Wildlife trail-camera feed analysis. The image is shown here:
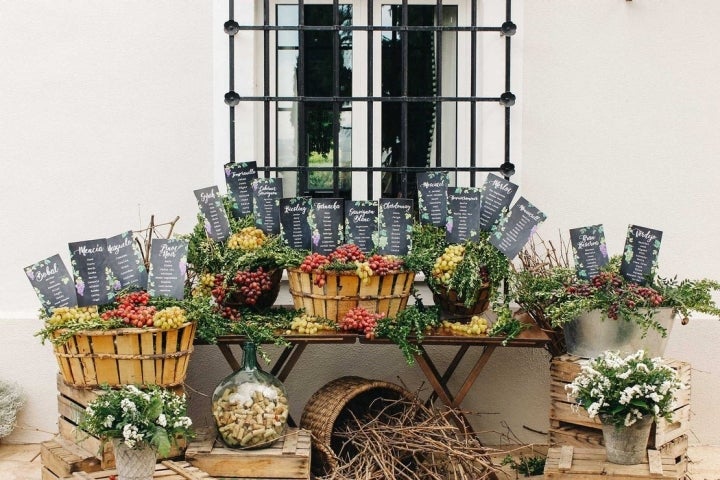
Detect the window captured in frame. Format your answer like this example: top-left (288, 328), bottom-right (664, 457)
top-left (219, 0), bottom-right (518, 200)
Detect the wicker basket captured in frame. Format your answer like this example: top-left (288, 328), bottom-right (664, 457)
top-left (52, 321), bottom-right (196, 388)
top-left (287, 268), bottom-right (415, 322)
top-left (223, 268), bottom-right (283, 310)
top-left (432, 283), bottom-right (491, 321)
top-left (299, 376), bottom-right (415, 476)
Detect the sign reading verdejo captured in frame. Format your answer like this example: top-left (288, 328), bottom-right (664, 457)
top-left (620, 224), bottom-right (663, 285)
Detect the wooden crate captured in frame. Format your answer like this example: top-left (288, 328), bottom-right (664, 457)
top-left (185, 428), bottom-right (311, 479)
top-left (550, 355), bottom-right (691, 450)
top-left (41, 436), bottom-right (102, 480)
top-left (70, 460), bottom-right (215, 479)
top-left (56, 374), bottom-right (186, 469)
top-left (544, 446), bottom-right (687, 480)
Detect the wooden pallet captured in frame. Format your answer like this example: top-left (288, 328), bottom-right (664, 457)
top-left (544, 446), bottom-right (687, 480)
top-left (185, 428), bottom-right (311, 479)
top-left (70, 460), bottom-right (215, 479)
top-left (40, 436), bottom-right (103, 480)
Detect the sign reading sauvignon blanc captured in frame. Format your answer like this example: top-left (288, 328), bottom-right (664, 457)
top-left (570, 224), bottom-right (609, 281)
top-left (479, 173), bottom-right (518, 231)
top-left (620, 224), bottom-right (663, 285)
top-left (280, 197), bottom-right (312, 250)
top-left (25, 254), bottom-right (78, 314)
top-left (446, 187), bottom-right (483, 244)
top-left (68, 238), bottom-right (113, 306)
top-left (194, 186), bottom-right (232, 242)
top-left (378, 198), bottom-right (413, 256)
top-left (106, 231), bottom-right (148, 290)
top-left (147, 238), bottom-right (188, 300)
top-left (489, 197), bottom-right (547, 260)
top-left (417, 171), bottom-right (449, 227)
top-left (252, 178), bottom-right (283, 235)
top-left (309, 198), bottom-right (344, 255)
top-left (345, 200), bottom-right (378, 254)
top-left (224, 161), bottom-right (258, 218)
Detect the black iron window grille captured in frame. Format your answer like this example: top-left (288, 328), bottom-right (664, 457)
top-left (223, 0), bottom-right (516, 200)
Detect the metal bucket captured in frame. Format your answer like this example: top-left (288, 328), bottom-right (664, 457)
top-left (563, 307), bottom-right (676, 358)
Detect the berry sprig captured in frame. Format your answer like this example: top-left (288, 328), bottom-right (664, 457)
top-left (565, 272), bottom-right (663, 320)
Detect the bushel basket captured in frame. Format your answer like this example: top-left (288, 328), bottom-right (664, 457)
top-left (287, 268), bottom-right (415, 322)
top-left (432, 283), bottom-right (491, 321)
top-left (52, 321), bottom-right (196, 388)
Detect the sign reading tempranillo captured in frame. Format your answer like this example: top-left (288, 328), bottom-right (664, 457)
top-left (107, 231), bottom-right (148, 290)
top-left (252, 178), bottom-right (283, 235)
top-left (194, 186), bottom-right (232, 242)
top-left (68, 238), bottom-right (112, 306)
top-left (620, 224), bottom-right (663, 285)
top-left (489, 197), bottom-right (547, 260)
top-left (570, 224), bottom-right (609, 281)
top-left (345, 200), bottom-right (378, 254)
top-left (378, 198), bottom-right (413, 256)
top-left (446, 187), bottom-right (483, 244)
top-left (309, 198), bottom-right (344, 255)
top-left (25, 254), bottom-right (78, 313)
top-left (479, 173), bottom-right (518, 231)
top-left (280, 197), bottom-right (312, 250)
top-left (224, 161), bottom-right (258, 218)
top-left (417, 171), bottom-right (448, 227)
top-left (147, 238), bottom-right (188, 300)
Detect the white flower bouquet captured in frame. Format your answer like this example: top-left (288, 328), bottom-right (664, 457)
top-left (566, 350), bottom-right (685, 428)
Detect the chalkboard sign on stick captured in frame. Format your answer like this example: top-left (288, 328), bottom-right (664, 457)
top-left (620, 225), bottom-right (663, 285)
top-left (569, 224), bottom-right (609, 281)
top-left (489, 197), bottom-right (547, 260)
top-left (479, 173), bottom-right (518, 231)
top-left (309, 198), bottom-right (345, 255)
top-left (147, 239), bottom-right (188, 300)
top-left (69, 238), bottom-right (112, 306)
top-left (280, 197), bottom-right (312, 250)
top-left (345, 200), bottom-right (378, 254)
top-left (417, 171), bottom-right (449, 227)
top-left (224, 161), bottom-right (258, 218)
top-left (25, 254), bottom-right (78, 314)
top-left (252, 178), bottom-right (283, 235)
top-left (107, 231), bottom-right (148, 290)
top-left (378, 198), bottom-right (413, 256)
top-left (194, 186), bottom-right (232, 242)
top-left (446, 187), bottom-right (483, 243)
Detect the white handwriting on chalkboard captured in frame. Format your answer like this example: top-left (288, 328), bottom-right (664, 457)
top-left (491, 179), bottom-right (513, 194)
top-left (421, 181), bottom-right (445, 188)
top-left (159, 243), bottom-right (181, 258)
top-left (107, 236), bottom-right (133, 255)
top-left (230, 169), bottom-right (256, 178)
top-left (316, 202), bottom-right (341, 210)
top-left (382, 202), bottom-right (412, 211)
top-left (284, 204), bottom-right (307, 215)
top-left (34, 263), bottom-right (59, 282)
top-left (256, 184), bottom-right (278, 196)
top-left (76, 244), bottom-right (104, 256)
top-left (518, 204), bottom-right (542, 222)
top-left (577, 234), bottom-right (600, 249)
top-left (200, 190), bottom-right (217, 202)
top-left (348, 207), bottom-right (374, 222)
top-left (448, 195), bottom-right (478, 202)
top-left (634, 229), bottom-right (657, 242)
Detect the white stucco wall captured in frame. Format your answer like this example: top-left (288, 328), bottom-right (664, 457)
top-left (1, 0), bottom-right (719, 448)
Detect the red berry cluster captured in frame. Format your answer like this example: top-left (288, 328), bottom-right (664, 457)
top-left (565, 272), bottom-right (663, 320)
top-left (211, 274), bottom-right (227, 303)
top-left (367, 254), bottom-right (404, 275)
top-left (300, 253), bottom-right (331, 286)
top-left (101, 291), bottom-right (157, 327)
top-left (329, 244), bottom-right (366, 263)
top-left (231, 268), bottom-right (273, 306)
top-left (338, 307), bottom-right (385, 339)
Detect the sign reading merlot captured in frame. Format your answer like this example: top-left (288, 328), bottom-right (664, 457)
top-left (147, 238), bottom-right (188, 300)
top-left (252, 178), bottom-right (283, 235)
top-left (309, 198), bottom-right (344, 255)
top-left (417, 171), bottom-right (448, 227)
top-left (620, 224), bottom-right (663, 285)
top-left (378, 198), bottom-right (413, 256)
top-left (224, 161), bottom-right (258, 218)
top-left (569, 224), bottom-right (609, 281)
top-left (194, 186), bottom-right (232, 242)
top-left (280, 197), bottom-right (312, 250)
top-left (489, 197), bottom-right (547, 260)
top-left (25, 254), bottom-right (78, 314)
top-left (106, 231), bottom-right (148, 290)
top-left (479, 173), bottom-right (518, 231)
top-left (446, 187), bottom-right (483, 243)
top-left (68, 238), bottom-right (112, 306)
top-left (345, 200), bottom-right (378, 254)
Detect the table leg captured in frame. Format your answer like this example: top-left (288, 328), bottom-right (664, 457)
top-left (217, 344), bottom-right (241, 372)
top-left (425, 344), bottom-right (470, 407)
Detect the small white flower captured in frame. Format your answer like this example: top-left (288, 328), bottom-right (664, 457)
top-left (121, 398), bottom-right (137, 413)
top-left (157, 414), bottom-right (167, 427)
top-left (103, 415), bottom-right (115, 428)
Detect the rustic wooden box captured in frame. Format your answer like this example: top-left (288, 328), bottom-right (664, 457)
top-left (549, 355), bottom-right (691, 452)
top-left (544, 446), bottom-right (687, 480)
top-left (185, 428), bottom-right (311, 479)
top-left (41, 436), bottom-right (102, 480)
top-left (70, 460), bottom-right (216, 479)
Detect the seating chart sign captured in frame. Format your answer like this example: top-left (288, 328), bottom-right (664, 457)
top-left (309, 199), bottom-right (344, 255)
top-left (194, 186), bottom-right (232, 242)
top-left (280, 197), bottom-right (312, 250)
top-left (225, 161), bottom-right (258, 218)
top-left (446, 187), bottom-right (483, 244)
top-left (25, 254), bottom-right (78, 313)
top-left (489, 197), bottom-right (547, 260)
top-left (620, 225), bottom-right (663, 285)
top-left (252, 178), bottom-right (283, 235)
top-left (68, 238), bottom-right (112, 306)
top-left (147, 238), bottom-right (188, 300)
top-left (479, 174), bottom-right (518, 231)
top-left (417, 171), bottom-right (448, 227)
top-left (345, 200), bottom-right (378, 254)
top-left (107, 231), bottom-right (148, 290)
top-left (378, 198), bottom-right (413, 256)
top-left (570, 224), bottom-right (609, 281)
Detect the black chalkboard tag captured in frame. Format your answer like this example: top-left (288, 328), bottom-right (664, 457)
top-left (309, 198), bottom-right (345, 255)
top-left (106, 231), bottom-right (148, 291)
top-left (147, 238), bottom-right (188, 300)
top-left (345, 200), bottom-right (378, 254)
top-left (194, 186), bottom-right (232, 242)
top-left (489, 197), bottom-right (547, 260)
top-left (252, 178), bottom-right (283, 235)
top-left (570, 224), bottom-right (609, 281)
top-left (445, 187), bottom-right (483, 244)
top-left (479, 173), bottom-right (518, 231)
top-left (378, 198), bottom-right (414, 256)
top-left (620, 225), bottom-right (663, 285)
top-left (417, 171), bottom-right (449, 227)
top-left (224, 161), bottom-right (258, 218)
top-left (25, 254), bottom-right (78, 314)
top-left (68, 238), bottom-right (113, 306)
top-left (280, 197), bottom-right (312, 250)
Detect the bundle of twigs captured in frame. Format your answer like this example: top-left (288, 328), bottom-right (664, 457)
top-left (516, 233), bottom-right (570, 274)
top-left (316, 396), bottom-right (501, 480)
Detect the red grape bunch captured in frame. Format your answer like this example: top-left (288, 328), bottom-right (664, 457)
top-left (328, 244), bottom-right (366, 263)
top-left (300, 252), bottom-right (331, 286)
top-left (101, 291), bottom-right (157, 327)
top-left (231, 267), bottom-right (273, 306)
top-left (338, 307), bottom-right (385, 339)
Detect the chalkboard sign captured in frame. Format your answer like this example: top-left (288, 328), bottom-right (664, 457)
top-left (417, 171), bottom-right (448, 227)
top-left (280, 197), bottom-right (312, 250)
top-left (107, 231), bottom-right (148, 291)
top-left (25, 254), bottom-right (78, 314)
top-left (225, 161), bottom-right (258, 218)
top-left (489, 197), bottom-right (547, 260)
top-left (479, 173), bottom-right (518, 231)
top-left (378, 198), bottom-right (413, 256)
top-left (570, 224), bottom-right (609, 281)
top-left (620, 225), bottom-right (663, 285)
top-left (446, 187), bottom-right (483, 243)
top-left (345, 200), bottom-right (378, 254)
top-left (252, 178), bottom-right (283, 235)
top-left (147, 239), bottom-right (188, 300)
top-left (194, 186), bottom-right (232, 242)
top-left (309, 198), bottom-right (344, 255)
top-left (69, 238), bottom-right (112, 306)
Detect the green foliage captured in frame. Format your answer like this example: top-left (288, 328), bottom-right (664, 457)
top-left (487, 306), bottom-right (530, 345)
top-left (374, 300), bottom-right (441, 365)
top-left (653, 276), bottom-right (720, 320)
top-left (404, 223), bottom-right (447, 276)
top-left (35, 314), bottom-right (125, 347)
top-left (501, 454), bottom-right (546, 477)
